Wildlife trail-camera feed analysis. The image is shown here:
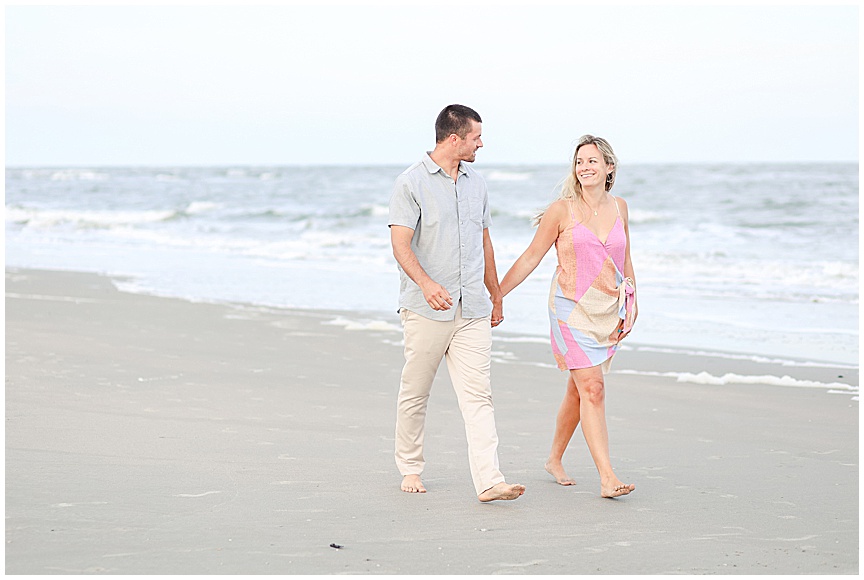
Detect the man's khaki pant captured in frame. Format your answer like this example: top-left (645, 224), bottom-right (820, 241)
top-left (395, 303), bottom-right (506, 495)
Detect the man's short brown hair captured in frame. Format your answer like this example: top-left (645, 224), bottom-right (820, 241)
top-left (435, 104), bottom-right (482, 143)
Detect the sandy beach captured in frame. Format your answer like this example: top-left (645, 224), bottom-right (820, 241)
top-left (5, 267), bottom-right (858, 574)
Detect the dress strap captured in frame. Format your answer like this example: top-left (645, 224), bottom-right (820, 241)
top-left (612, 195), bottom-right (621, 217)
top-left (567, 198), bottom-right (576, 221)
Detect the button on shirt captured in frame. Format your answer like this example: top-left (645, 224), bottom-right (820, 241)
top-left (388, 153), bottom-right (493, 321)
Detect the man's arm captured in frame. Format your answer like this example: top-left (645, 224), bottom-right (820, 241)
top-left (390, 225), bottom-right (453, 311)
top-left (483, 228), bottom-right (504, 327)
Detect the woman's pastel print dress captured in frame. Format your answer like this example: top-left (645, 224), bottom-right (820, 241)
top-left (549, 197), bottom-right (636, 373)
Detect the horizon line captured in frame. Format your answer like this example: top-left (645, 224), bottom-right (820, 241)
top-left (6, 160), bottom-right (859, 169)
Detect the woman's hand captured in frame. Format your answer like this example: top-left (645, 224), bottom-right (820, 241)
top-left (610, 318), bottom-right (633, 343)
top-left (611, 300), bottom-right (638, 343)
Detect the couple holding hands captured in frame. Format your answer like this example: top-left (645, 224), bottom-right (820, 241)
top-left (388, 105), bottom-right (638, 503)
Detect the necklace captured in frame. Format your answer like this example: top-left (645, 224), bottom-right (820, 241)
top-left (582, 194), bottom-right (606, 216)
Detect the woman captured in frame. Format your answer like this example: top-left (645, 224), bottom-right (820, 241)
top-left (499, 135), bottom-right (637, 498)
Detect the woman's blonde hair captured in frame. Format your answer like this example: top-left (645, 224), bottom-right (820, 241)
top-left (533, 135), bottom-right (618, 226)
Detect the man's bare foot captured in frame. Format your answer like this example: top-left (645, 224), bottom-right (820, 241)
top-left (601, 480), bottom-right (635, 498)
top-left (478, 482), bottom-right (526, 502)
top-left (544, 460), bottom-right (576, 486)
top-left (401, 474), bottom-right (426, 493)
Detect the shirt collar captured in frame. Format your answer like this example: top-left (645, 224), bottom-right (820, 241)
top-left (423, 152), bottom-right (469, 177)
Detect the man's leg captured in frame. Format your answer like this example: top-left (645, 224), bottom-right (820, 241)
top-left (395, 309), bottom-right (453, 491)
top-left (444, 304), bottom-right (522, 499)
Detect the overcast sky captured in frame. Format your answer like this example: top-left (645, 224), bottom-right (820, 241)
top-left (5, 3), bottom-right (859, 166)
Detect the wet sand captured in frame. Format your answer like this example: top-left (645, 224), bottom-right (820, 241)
top-left (5, 268), bottom-right (858, 574)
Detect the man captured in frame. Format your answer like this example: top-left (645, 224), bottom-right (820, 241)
top-left (388, 104), bottom-right (525, 502)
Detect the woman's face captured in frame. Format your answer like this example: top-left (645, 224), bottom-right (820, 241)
top-left (574, 144), bottom-right (611, 189)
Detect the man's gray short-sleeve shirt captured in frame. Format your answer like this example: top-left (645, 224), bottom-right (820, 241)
top-left (388, 153), bottom-right (493, 321)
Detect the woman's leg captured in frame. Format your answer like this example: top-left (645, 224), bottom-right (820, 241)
top-left (545, 374), bottom-right (580, 485)
top-left (570, 366), bottom-right (635, 497)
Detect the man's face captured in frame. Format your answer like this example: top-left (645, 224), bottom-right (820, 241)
top-left (455, 121), bottom-right (483, 162)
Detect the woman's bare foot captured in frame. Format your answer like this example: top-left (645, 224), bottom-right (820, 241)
top-left (401, 474), bottom-right (426, 493)
top-left (478, 482), bottom-right (526, 502)
top-left (601, 479), bottom-right (635, 498)
top-left (544, 460), bottom-right (576, 486)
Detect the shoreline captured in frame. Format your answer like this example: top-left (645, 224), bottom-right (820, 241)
top-left (5, 267), bottom-right (858, 574)
top-left (63, 264), bottom-right (864, 394)
top-left (10, 263), bottom-right (859, 388)
top-left (6, 241), bottom-right (859, 368)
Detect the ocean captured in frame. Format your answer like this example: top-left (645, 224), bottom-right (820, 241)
top-left (5, 163), bottom-right (859, 367)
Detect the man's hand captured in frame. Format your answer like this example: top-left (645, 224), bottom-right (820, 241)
top-left (421, 281), bottom-right (453, 311)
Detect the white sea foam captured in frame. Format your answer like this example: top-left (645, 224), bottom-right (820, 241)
top-left (5, 292), bottom-right (100, 304)
top-left (185, 201), bottom-right (222, 214)
top-left (627, 209), bottom-right (673, 224)
top-left (49, 169), bottom-right (109, 181)
top-left (322, 317), bottom-right (402, 332)
top-left (492, 336), bottom-right (550, 344)
top-left (614, 369), bottom-right (859, 394)
top-left (6, 207), bottom-right (177, 228)
top-left (174, 491), bottom-right (222, 498)
top-left (370, 205), bottom-right (390, 217)
top-left (633, 345), bottom-right (859, 369)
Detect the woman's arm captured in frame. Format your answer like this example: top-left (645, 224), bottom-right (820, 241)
top-left (499, 200), bottom-right (566, 297)
top-left (618, 197), bottom-right (637, 286)
top-left (618, 197), bottom-right (638, 331)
